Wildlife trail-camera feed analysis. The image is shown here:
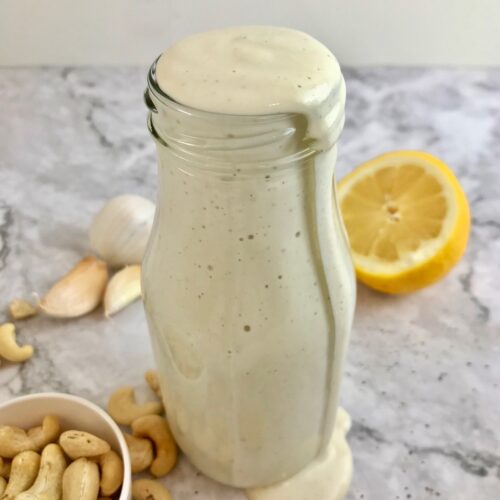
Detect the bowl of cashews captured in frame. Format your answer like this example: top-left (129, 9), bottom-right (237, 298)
top-left (0, 392), bottom-right (132, 499)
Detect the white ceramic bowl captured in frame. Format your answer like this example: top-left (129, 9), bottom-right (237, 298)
top-left (0, 392), bottom-right (131, 500)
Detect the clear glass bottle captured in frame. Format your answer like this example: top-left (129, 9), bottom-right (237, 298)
top-left (142, 60), bottom-right (356, 488)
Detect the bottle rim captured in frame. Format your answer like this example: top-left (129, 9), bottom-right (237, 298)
top-left (146, 56), bottom-right (294, 123)
top-left (145, 56), bottom-right (326, 172)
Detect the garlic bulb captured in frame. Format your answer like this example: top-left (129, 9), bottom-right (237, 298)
top-left (89, 194), bottom-right (156, 267)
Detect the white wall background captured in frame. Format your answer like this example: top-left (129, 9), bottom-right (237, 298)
top-left (0, 0), bottom-right (498, 67)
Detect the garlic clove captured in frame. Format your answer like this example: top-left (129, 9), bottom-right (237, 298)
top-left (89, 194), bottom-right (155, 268)
top-left (9, 299), bottom-right (38, 320)
top-left (104, 265), bottom-right (141, 317)
top-left (39, 256), bottom-right (109, 318)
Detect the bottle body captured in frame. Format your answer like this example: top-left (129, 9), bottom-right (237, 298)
top-left (142, 80), bottom-right (355, 488)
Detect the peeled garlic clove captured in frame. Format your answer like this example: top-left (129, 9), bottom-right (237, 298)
top-left (89, 194), bottom-right (155, 268)
top-left (39, 256), bottom-right (109, 318)
top-left (9, 299), bottom-right (38, 320)
top-left (104, 265), bottom-right (141, 317)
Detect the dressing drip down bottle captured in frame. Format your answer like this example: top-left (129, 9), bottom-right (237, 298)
top-left (142, 26), bottom-right (356, 499)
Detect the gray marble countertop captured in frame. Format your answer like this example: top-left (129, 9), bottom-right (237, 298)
top-left (0, 67), bottom-right (499, 500)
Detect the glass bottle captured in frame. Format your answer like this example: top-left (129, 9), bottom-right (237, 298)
top-left (142, 60), bottom-right (355, 488)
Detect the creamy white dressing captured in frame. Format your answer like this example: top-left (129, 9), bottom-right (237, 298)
top-left (247, 407), bottom-right (352, 500)
top-left (156, 26), bottom-right (346, 150)
top-left (145, 25), bottom-right (355, 498)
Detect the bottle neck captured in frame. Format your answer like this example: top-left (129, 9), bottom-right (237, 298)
top-left (145, 59), bottom-right (318, 173)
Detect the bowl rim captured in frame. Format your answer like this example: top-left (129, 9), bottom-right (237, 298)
top-left (0, 392), bottom-right (131, 499)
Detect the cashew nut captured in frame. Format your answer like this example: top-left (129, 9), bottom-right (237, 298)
top-left (0, 477), bottom-right (6, 496)
top-left (0, 425), bottom-right (31, 459)
top-left (0, 415), bottom-right (60, 458)
top-left (62, 457), bottom-right (99, 500)
top-left (16, 443), bottom-right (67, 500)
top-left (28, 416), bottom-right (61, 450)
top-left (98, 450), bottom-right (123, 497)
top-left (0, 323), bottom-right (34, 363)
top-left (131, 415), bottom-right (177, 477)
top-left (108, 386), bottom-right (163, 426)
top-left (132, 479), bottom-right (172, 500)
top-left (0, 458), bottom-right (10, 478)
top-left (59, 431), bottom-right (110, 461)
top-left (144, 370), bottom-right (161, 397)
top-left (2, 450), bottom-right (41, 498)
top-left (123, 433), bottom-right (154, 474)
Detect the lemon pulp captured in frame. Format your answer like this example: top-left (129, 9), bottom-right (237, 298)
top-left (337, 151), bottom-right (470, 294)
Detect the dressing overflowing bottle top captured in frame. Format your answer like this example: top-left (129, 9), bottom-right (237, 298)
top-left (155, 26), bottom-right (346, 151)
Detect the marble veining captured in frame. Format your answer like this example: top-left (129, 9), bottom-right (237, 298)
top-left (0, 67), bottom-right (499, 499)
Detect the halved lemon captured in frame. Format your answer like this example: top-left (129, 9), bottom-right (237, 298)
top-left (337, 151), bottom-right (470, 294)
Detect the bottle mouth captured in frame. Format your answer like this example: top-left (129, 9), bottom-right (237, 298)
top-left (146, 56), bottom-right (294, 122)
top-left (145, 56), bottom-right (317, 171)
